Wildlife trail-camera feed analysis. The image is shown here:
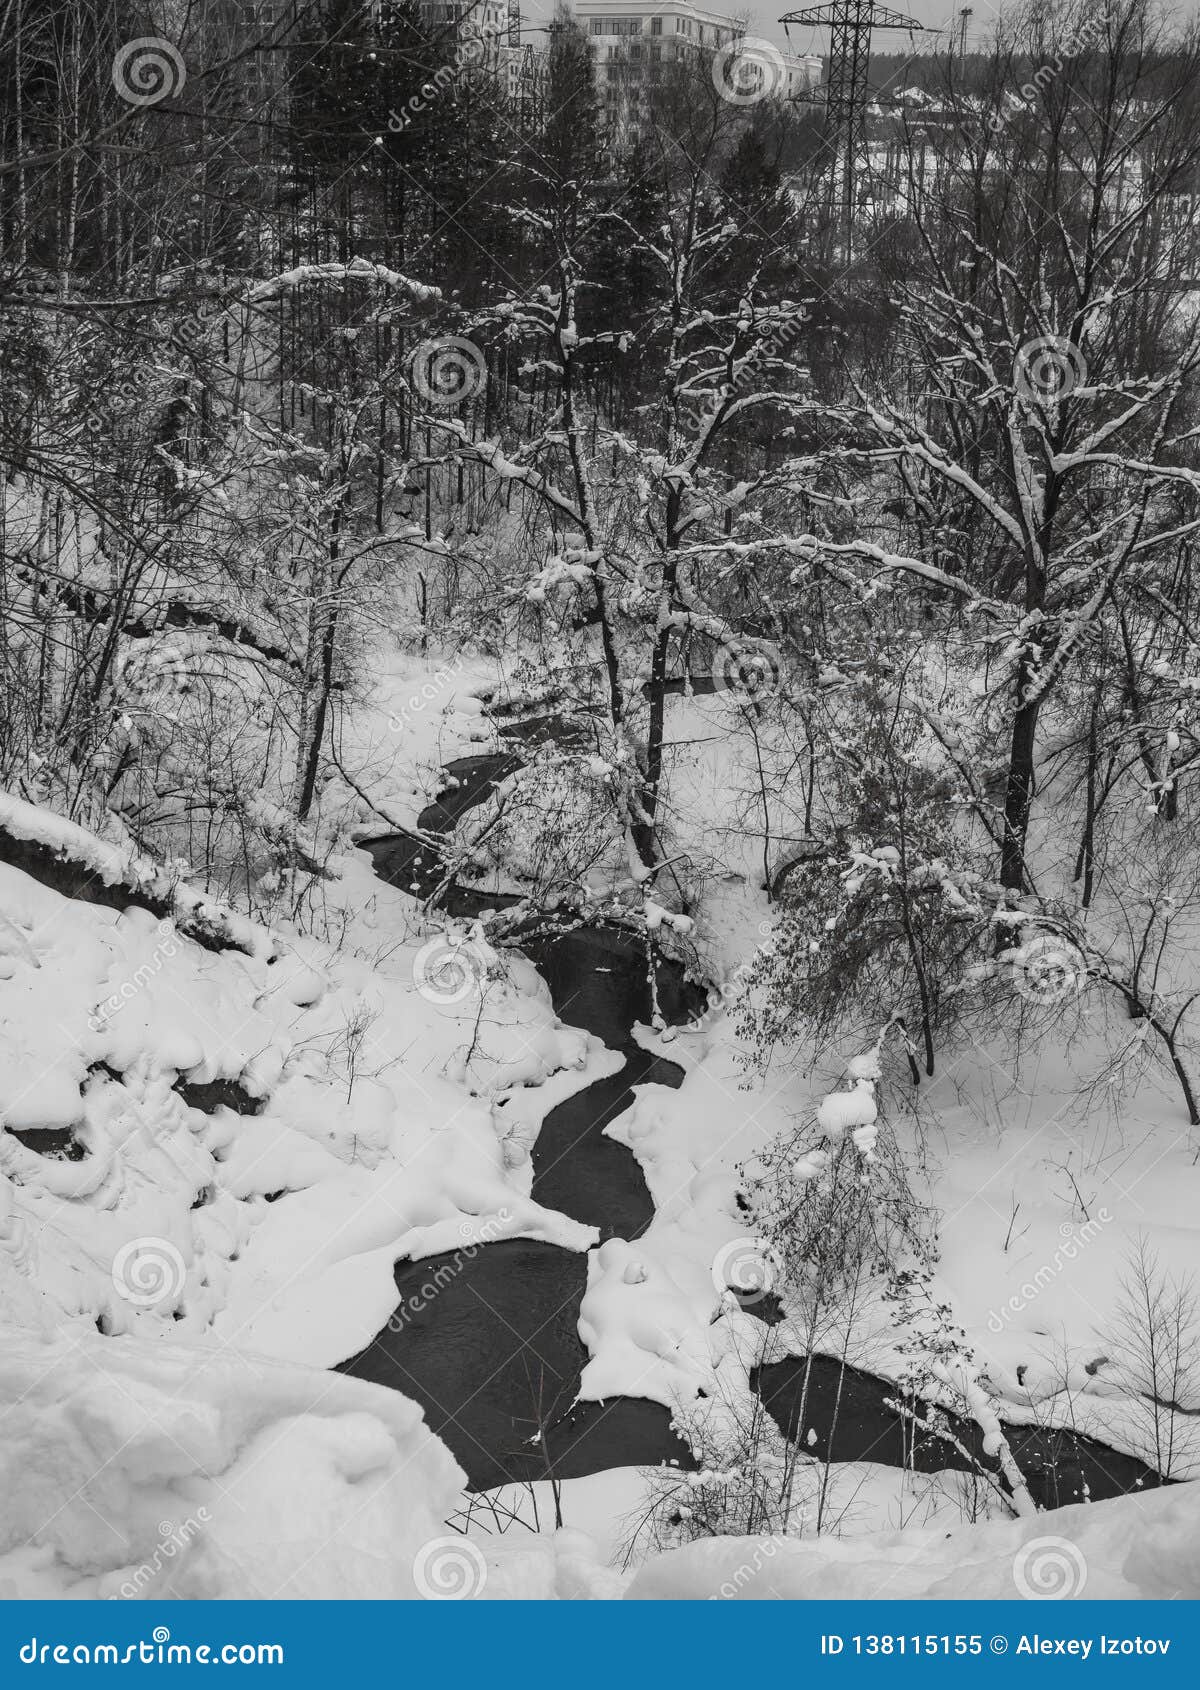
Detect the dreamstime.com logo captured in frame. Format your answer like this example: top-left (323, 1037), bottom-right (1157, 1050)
top-left (388, 24), bottom-right (503, 131)
top-left (1012, 1535), bottom-right (1088, 1599)
top-left (84, 367), bottom-right (157, 435)
top-left (1014, 335), bottom-right (1088, 404)
top-left (709, 1533), bottom-right (787, 1598)
top-left (111, 1236), bottom-right (187, 1309)
top-left (387, 1211), bottom-right (512, 1333)
top-left (114, 642), bottom-right (190, 719)
top-left (387, 654), bottom-right (465, 732)
top-left (112, 38), bottom-right (187, 107)
top-left (1010, 931), bottom-right (1089, 1005)
top-left (711, 37), bottom-right (787, 106)
top-left (680, 305), bottom-right (809, 439)
top-left (108, 1513), bottom-right (211, 1600)
top-left (987, 3), bottom-right (1121, 132)
top-left (712, 636), bottom-right (786, 706)
top-left (412, 930), bottom-right (491, 1006)
top-left (83, 313), bottom-right (208, 439)
top-left (711, 1237), bottom-right (782, 1309)
top-left (18, 1628), bottom-right (283, 1666)
top-left (408, 336), bottom-right (487, 408)
top-left (412, 1535), bottom-right (487, 1599)
top-left (713, 918), bottom-right (777, 1007)
top-left (89, 918), bottom-right (180, 1031)
top-left (986, 1210), bottom-right (1112, 1333)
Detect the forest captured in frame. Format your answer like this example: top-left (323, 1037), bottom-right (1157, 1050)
top-left (0, 0), bottom-right (1198, 1605)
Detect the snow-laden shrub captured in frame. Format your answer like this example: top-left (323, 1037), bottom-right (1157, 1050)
top-left (741, 840), bottom-right (996, 1082)
top-left (735, 655), bottom-right (1004, 1078)
top-left (747, 1047), bottom-right (934, 1310)
top-left (458, 746), bottom-right (625, 900)
top-left (627, 1358), bottom-right (811, 1556)
top-left (884, 1261), bottom-right (1036, 1518)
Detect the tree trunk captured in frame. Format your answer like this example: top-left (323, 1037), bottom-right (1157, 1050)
top-left (1000, 658), bottom-right (1040, 896)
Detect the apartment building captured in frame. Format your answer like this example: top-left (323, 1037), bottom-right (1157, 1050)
top-left (573, 3), bottom-right (821, 134)
top-left (418, 0), bottom-right (521, 100)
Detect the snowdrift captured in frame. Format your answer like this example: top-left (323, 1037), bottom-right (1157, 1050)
top-left (0, 802), bottom-right (598, 1366)
top-left (625, 1482), bottom-right (1200, 1600)
top-left (0, 1328), bottom-right (464, 1599)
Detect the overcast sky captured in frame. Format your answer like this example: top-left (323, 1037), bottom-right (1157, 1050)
top-left (524, 2), bottom-right (1199, 63)
top-left (749, 0), bottom-right (996, 53)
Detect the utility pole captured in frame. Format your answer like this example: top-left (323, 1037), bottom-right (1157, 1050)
top-left (781, 3), bottom-right (928, 253)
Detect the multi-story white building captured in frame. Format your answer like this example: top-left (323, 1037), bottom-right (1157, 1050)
top-left (573, 3), bottom-right (821, 135)
top-left (418, 1), bottom-right (522, 101)
top-left (412, 2), bottom-right (821, 137)
top-left (420, 0), bottom-right (512, 41)
top-left (576, 1), bottom-right (744, 52)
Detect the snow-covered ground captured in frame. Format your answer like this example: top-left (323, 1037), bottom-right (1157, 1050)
top-left (1, 1329), bottom-right (1193, 1600)
top-left (0, 1329), bottom-right (466, 1600)
top-left (586, 690), bottom-right (1200, 1474)
top-left (3, 650), bottom-right (1199, 1599)
top-left (626, 1483), bottom-right (1199, 1600)
top-left (0, 804), bottom-right (600, 1365)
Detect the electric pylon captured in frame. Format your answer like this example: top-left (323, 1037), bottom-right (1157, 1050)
top-left (781, 3), bottom-right (928, 249)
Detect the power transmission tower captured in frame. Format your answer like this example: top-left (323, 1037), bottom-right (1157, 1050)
top-left (780, 3), bottom-right (928, 250)
top-left (507, 0), bottom-right (525, 126)
top-left (957, 7), bottom-right (974, 60)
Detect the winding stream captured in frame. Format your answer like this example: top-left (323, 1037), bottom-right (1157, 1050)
top-left (338, 717), bottom-right (1164, 1508)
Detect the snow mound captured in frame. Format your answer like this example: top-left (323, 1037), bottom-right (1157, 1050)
top-left (576, 1237), bottom-right (711, 1407)
top-left (0, 791), bottom-right (267, 957)
top-left (625, 1481), bottom-right (1200, 1600)
top-left (0, 1327), bottom-right (464, 1599)
top-left (0, 808), bottom-right (599, 1370)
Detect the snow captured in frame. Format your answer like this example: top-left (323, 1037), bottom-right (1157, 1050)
top-left (567, 1011), bottom-right (796, 1431)
top-left (469, 1467), bottom-right (651, 1570)
top-left (5, 658), bottom-right (1200, 1597)
top-left (245, 259), bottom-right (439, 308)
top-left (817, 1080), bottom-right (878, 1140)
top-left (0, 776), bottom-right (605, 1367)
top-left (0, 1327), bottom-right (464, 1599)
top-left (0, 658), bottom-right (684, 1601)
top-left (576, 1237), bottom-right (712, 1408)
top-left (505, 683), bottom-right (1200, 1539)
top-left (625, 1481), bottom-right (1200, 1600)
top-left (643, 898), bottom-right (695, 936)
top-left (0, 792), bottom-right (267, 957)
top-left (10, 4), bottom-right (1200, 1607)
top-left (0, 1330), bottom-right (640, 1602)
top-left (334, 649), bottom-right (501, 838)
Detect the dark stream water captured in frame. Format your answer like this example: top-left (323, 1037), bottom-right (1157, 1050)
top-left (338, 718), bottom-right (1164, 1507)
top-left (754, 1357), bottom-right (1161, 1511)
top-left (342, 725), bottom-right (702, 1487)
